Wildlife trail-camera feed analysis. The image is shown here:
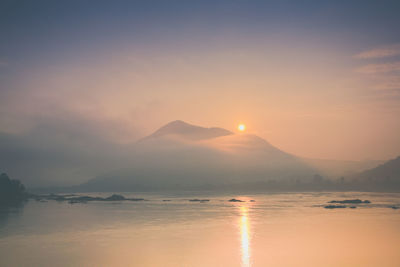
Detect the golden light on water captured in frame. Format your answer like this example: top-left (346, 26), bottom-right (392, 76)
top-left (238, 124), bottom-right (246, 132)
top-left (240, 206), bottom-right (251, 267)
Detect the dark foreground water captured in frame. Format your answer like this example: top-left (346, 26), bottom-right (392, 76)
top-left (1, 192), bottom-right (400, 267)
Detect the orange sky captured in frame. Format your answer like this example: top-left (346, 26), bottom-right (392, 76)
top-left (1, 1), bottom-right (400, 161)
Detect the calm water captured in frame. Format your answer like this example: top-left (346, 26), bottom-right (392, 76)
top-left (1, 192), bottom-right (400, 267)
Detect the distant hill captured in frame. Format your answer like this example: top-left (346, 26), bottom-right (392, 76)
top-left (79, 120), bottom-right (317, 191)
top-left (301, 157), bottom-right (383, 178)
top-left (352, 156), bottom-right (400, 191)
top-left (356, 156), bottom-right (400, 181)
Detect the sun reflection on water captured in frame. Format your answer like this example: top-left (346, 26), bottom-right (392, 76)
top-left (240, 206), bottom-right (251, 267)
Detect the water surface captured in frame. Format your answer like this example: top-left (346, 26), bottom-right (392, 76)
top-left (1, 192), bottom-right (400, 266)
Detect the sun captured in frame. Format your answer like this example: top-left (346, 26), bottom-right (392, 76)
top-left (238, 124), bottom-right (246, 132)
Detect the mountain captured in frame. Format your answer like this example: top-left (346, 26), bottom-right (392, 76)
top-left (301, 157), bottom-right (383, 178)
top-left (79, 120), bottom-right (317, 191)
top-left (140, 120), bottom-right (233, 141)
top-left (352, 156), bottom-right (400, 191)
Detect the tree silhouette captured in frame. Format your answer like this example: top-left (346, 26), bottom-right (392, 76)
top-left (0, 173), bottom-right (27, 205)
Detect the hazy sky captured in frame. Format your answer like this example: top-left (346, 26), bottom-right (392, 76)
top-left (1, 0), bottom-right (400, 162)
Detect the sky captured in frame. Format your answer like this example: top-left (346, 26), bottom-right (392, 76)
top-left (1, 0), bottom-right (400, 185)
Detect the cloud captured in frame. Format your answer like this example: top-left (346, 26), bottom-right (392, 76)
top-left (0, 108), bottom-right (142, 187)
top-left (355, 45), bottom-right (400, 95)
top-left (355, 44), bottom-right (400, 59)
top-left (356, 61), bottom-right (400, 74)
top-left (372, 76), bottom-right (400, 91)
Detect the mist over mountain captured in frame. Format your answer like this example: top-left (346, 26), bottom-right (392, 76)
top-left (0, 115), bottom-right (133, 187)
top-left (79, 120), bottom-right (317, 191)
top-left (2, 119), bottom-right (396, 192)
top-left (141, 120), bottom-right (233, 141)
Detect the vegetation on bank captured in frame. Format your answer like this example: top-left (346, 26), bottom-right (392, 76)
top-left (0, 173), bottom-right (28, 205)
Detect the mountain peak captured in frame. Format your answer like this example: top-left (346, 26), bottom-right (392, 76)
top-left (162, 120), bottom-right (192, 129)
top-left (143, 120), bottom-right (233, 141)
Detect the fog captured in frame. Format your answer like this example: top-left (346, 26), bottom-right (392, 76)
top-left (1, 0), bottom-right (400, 188)
top-left (0, 119), bottom-right (315, 188)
